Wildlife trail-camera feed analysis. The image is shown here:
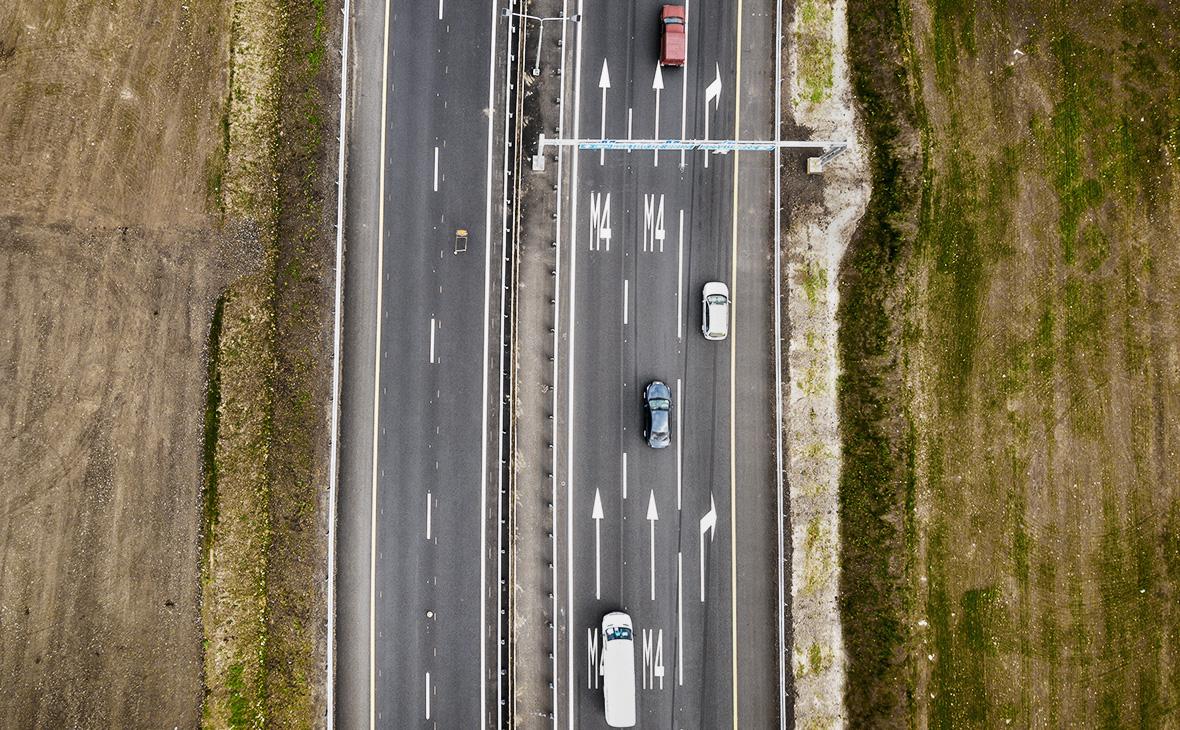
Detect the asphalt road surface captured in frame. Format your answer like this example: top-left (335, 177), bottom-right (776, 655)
top-left (334, 0), bottom-right (786, 726)
top-left (335, 0), bottom-right (507, 727)
top-left (552, 0), bottom-right (785, 727)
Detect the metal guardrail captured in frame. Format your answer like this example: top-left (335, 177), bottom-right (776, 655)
top-left (498, 3), bottom-right (525, 727)
top-left (773, 0), bottom-right (788, 724)
top-left (325, 0), bottom-right (352, 727)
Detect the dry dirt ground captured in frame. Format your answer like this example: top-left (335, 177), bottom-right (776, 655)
top-left (0, 1), bottom-right (238, 725)
top-left (842, 0), bottom-right (1180, 726)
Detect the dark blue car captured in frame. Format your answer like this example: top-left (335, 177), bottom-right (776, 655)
top-left (643, 380), bottom-right (672, 449)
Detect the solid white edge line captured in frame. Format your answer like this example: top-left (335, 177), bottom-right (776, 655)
top-left (481, 0), bottom-right (501, 726)
top-left (427, 492), bottom-right (433, 541)
top-left (370, 0), bottom-right (392, 725)
top-left (496, 0), bottom-right (520, 727)
top-left (567, 1), bottom-right (586, 726)
top-left (433, 146), bottom-right (440, 191)
top-left (539, 0), bottom-right (574, 724)
top-left (429, 317), bottom-right (436, 363)
top-left (773, 0), bottom-right (788, 727)
top-left (325, 0), bottom-right (351, 726)
top-left (426, 672), bottom-right (432, 719)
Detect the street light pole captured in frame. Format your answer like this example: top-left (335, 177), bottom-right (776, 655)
top-left (502, 9), bottom-right (581, 77)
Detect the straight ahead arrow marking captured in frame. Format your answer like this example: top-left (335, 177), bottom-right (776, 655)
top-left (653, 63), bottom-right (664, 166)
top-left (599, 59), bottom-right (611, 165)
top-left (647, 490), bottom-right (659, 601)
top-left (593, 489), bottom-right (604, 599)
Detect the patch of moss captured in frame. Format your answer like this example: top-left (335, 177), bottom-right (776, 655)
top-left (961, 586), bottom-right (1003, 654)
top-left (201, 294), bottom-right (225, 561)
top-left (225, 662), bottom-right (252, 729)
top-left (1010, 486), bottom-right (1029, 595)
top-left (796, 0), bottom-right (835, 106)
top-left (926, 155), bottom-right (986, 409)
top-left (801, 261), bottom-right (828, 306)
top-left (1061, 272), bottom-right (1107, 434)
top-left (206, 108), bottom-right (231, 216)
top-left (929, 0), bottom-right (976, 88)
top-left (1066, 541), bottom-right (1092, 682)
top-left (926, 528), bottom-right (959, 729)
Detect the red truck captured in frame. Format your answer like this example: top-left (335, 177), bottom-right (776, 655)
top-left (659, 5), bottom-right (686, 66)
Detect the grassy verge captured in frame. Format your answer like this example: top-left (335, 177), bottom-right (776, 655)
top-left (265, 0), bottom-right (336, 723)
top-left (838, 0), bottom-right (925, 724)
top-left (842, 0), bottom-right (1180, 725)
top-left (200, 0), bottom-right (338, 727)
top-left (199, 0), bottom-right (281, 723)
top-left (795, 0), bottom-right (835, 107)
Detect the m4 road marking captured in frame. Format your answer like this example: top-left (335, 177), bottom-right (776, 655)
top-left (642, 628), bottom-right (665, 690)
top-left (643, 193), bottom-right (666, 253)
top-left (589, 191), bottom-right (612, 251)
top-left (587, 628), bottom-right (601, 690)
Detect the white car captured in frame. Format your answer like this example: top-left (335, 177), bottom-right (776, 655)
top-left (701, 281), bottom-right (730, 340)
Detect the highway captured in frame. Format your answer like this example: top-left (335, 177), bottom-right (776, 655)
top-left (335, 0), bottom-right (507, 727)
top-left (551, 0), bottom-right (786, 727)
top-left (332, 0), bottom-right (787, 727)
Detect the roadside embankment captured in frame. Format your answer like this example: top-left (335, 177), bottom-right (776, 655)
top-left (201, 0), bottom-right (340, 726)
top-left (784, 0), bottom-right (870, 726)
top-left (199, 0), bottom-right (282, 724)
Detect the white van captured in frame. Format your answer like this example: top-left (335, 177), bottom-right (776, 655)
top-left (601, 612), bottom-right (637, 727)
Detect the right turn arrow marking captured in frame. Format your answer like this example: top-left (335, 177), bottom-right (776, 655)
top-left (699, 493), bottom-right (716, 602)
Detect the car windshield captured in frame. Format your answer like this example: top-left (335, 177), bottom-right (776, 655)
top-left (649, 398), bottom-right (670, 411)
top-left (707, 295), bottom-right (727, 305)
top-left (664, 17), bottom-right (684, 24)
top-left (605, 626), bottom-right (632, 641)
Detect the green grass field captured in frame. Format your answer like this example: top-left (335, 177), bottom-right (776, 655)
top-left (841, 0), bottom-right (1180, 725)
